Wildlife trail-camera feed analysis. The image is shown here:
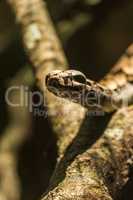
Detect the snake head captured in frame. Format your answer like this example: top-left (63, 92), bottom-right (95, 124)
top-left (45, 70), bottom-right (87, 100)
top-left (45, 70), bottom-right (116, 111)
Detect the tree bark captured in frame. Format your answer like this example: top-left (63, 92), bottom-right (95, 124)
top-left (42, 105), bottom-right (133, 200)
top-left (8, 0), bottom-right (86, 157)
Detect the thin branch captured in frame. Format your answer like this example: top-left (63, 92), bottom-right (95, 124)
top-left (0, 67), bottom-right (33, 200)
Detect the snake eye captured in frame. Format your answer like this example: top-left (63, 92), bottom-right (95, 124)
top-left (49, 79), bottom-right (60, 87)
top-left (73, 74), bottom-right (86, 84)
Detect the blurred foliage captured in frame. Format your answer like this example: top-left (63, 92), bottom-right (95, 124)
top-left (47, 0), bottom-right (102, 20)
top-left (84, 0), bottom-right (102, 5)
top-left (57, 13), bottom-right (91, 42)
top-left (0, 0), bottom-right (17, 53)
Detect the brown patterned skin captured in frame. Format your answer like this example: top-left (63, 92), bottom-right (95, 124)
top-left (45, 66), bottom-right (133, 113)
top-left (46, 47), bottom-right (133, 113)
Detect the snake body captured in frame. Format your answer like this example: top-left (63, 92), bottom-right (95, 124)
top-left (46, 46), bottom-right (133, 112)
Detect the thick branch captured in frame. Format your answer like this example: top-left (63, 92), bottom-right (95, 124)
top-left (8, 0), bottom-right (86, 156)
top-left (43, 106), bottom-right (133, 200)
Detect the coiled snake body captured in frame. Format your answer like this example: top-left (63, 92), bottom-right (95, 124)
top-left (46, 47), bottom-right (133, 112)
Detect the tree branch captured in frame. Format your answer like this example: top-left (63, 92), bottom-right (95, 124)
top-left (43, 105), bottom-right (133, 200)
top-left (0, 67), bottom-right (33, 200)
top-left (7, 0), bottom-right (86, 157)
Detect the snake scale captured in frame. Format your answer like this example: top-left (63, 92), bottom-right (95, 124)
top-left (46, 45), bottom-right (133, 113)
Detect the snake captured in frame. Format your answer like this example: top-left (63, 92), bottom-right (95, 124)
top-left (45, 47), bottom-right (133, 113)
